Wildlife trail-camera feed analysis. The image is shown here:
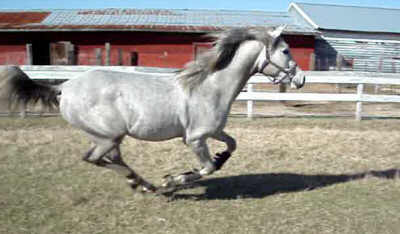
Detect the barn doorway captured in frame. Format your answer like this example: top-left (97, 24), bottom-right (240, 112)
top-left (131, 51), bottom-right (138, 66)
top-left (32, 41), bottom-right (50, 65)
top-left (50, 42), bottom-right (74, 65)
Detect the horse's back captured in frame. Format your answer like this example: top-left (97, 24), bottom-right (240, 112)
top-left (60, 69), bottom-right (184, 140)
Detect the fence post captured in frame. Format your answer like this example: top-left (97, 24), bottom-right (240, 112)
top-left (105, 43), bottom-right (111, 66)
top-left (336, 54), bottom-right (342, 93)
top-left (117, 48), bottom-right (123, 65)
top-left (95, 48), bottom-right (102, 65)
top-left (247, 84), bottom-right (253, 119)
top-left (26, 44), bottom-right (33, 66)
top-left (19, 104), bottom-right (26, 118)
top-left (67, 43), bottom-right (75, 65)
top-left (375, 57), bottom-right (383, 94)
top-left (355, 83), bottom-right (364, 121)
top-left (279, 83), bottom-right (287, 106)
top-left (19, 44), bottom-right (33, 118)
top-left (309, 53), bottom-right (315, 71)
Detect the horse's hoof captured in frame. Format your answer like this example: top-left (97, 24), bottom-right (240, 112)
top-left (127, 179), bottom-right (140, 190)
top-left (140, 186), bottom-right (156, 194)
top-left (130, 183), bottom-right (140, 190)
top-left (156, 185), bottom-right (178, 196)
top-left (158, 175), bottom-right (183, 196)
top-left (162, 171), bottom-right (201, 187)
top-left (161, 175), bottom-right (176, 188)
top-left (128, 179), bottom-right (157, 194)
top-left (180, 171), bottom-right (202, 182)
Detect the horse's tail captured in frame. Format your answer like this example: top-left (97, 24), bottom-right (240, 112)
top-left (6, 66), bottom-right (60, 110)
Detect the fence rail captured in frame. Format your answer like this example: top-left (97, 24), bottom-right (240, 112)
top-left (10, 65), bottom-right (400, 120)
top-left (240, 71), bottom-right (400, 120)
top-left (19, 65), bottom-right (176, 80)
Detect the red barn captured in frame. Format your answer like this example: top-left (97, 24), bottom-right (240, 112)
top-left (0, 9), bottom-right (316, 70)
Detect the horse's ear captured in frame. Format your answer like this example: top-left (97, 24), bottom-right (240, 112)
top-left (269, 25), bottom-right (286, 38)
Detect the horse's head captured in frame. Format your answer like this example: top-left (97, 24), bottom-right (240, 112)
top-left (256, 25), bottom-right (305, 89)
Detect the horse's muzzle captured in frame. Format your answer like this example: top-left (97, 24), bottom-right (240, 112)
top-left (290, 67), bottom-right (305, 89)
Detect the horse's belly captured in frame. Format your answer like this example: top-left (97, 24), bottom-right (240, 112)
top-left (60, 73), bottom-right (183, 141)
top-left (127, 120), bottom-right (183, 141)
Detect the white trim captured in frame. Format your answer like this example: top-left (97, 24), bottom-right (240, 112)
top-left (288, 3), bottom-right (319, 29)
top-left (321, 35), bottom-right (400, 44)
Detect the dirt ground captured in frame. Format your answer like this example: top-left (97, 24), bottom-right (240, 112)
top-left (2, 117), bottom-right (400, 234)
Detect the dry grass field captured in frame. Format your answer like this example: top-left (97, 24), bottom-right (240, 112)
top-left (2, 116), bottom-right (400, 234)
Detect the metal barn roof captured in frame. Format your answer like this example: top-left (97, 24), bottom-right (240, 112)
top-left (289, 2), bottom-right (400, 34)
top-left (0, 8), bottom-right (315, 34)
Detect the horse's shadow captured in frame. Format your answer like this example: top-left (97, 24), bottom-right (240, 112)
top-left (172, 168), bottom-right (400, 200)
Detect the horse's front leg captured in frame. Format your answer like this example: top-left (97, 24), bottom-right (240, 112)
top-left (211, 131), bottom-right (236, 170)
top-left (161, 137), bottom-right (215, 189)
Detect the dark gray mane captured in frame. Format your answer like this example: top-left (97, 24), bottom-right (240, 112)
top-left (176, 27), bottom-right (274, 91)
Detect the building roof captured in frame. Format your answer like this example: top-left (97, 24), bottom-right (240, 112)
top-left (0, 8), bottom-right (315, 34)
top-left (289, 2), bottom-right (400, 34)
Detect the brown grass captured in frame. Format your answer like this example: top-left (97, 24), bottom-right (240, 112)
top-left (1, 116), bottom-right (400, 234)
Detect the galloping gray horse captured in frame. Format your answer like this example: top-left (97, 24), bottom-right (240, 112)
top-left (8, 26), bottom-right (305, 194)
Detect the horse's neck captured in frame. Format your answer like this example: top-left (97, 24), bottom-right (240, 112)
top-left (206, 40), bottom-right (264, 107)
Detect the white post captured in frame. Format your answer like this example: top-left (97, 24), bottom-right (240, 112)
top-left (19, 103), bottom-right (26, 119)
top-left (19, 44), bottom-right (32, 118)
top-left (247, 84), bottom-right (253, 119)
top-left (26, 44), bottom-right (33, 66)
top-left (105, 42), bottom-right (111, 66)
top-left (355, 84), bottom-right (364, 121)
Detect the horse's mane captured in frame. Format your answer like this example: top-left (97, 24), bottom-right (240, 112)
top-left (176, 27), bottom-right (274, 92)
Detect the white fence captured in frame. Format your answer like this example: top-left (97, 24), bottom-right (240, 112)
top-left (17, 66), bottom-right (400, 120)
top-left (238, 71), bottom-right (400, 120)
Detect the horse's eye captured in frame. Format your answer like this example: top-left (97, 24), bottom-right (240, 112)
top-left (282, 49), bottom-right (289, 55)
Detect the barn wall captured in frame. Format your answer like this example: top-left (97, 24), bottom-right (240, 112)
top-left (0, 31), bottom-right (314, 70)
top-left (283, 35), bottom-right (315, 70)
top-left (315, 30), bottom-right (400, 72)
top-left (0, 45), bottom-right (26, 65)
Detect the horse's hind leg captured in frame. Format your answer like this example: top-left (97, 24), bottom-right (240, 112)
top-left (83, 137), bottom-right (156, 193)
top-left (103, 146), bottom-right (157, 192)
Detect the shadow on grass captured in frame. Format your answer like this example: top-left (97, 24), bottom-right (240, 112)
top-left (173, 168), bottom-right (400, 200)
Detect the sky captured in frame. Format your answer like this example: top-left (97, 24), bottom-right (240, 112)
top-left (1, 0), bottom-right (400, 11)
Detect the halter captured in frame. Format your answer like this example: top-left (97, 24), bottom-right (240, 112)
top-left (258, 47), bottom-right (297, 84)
